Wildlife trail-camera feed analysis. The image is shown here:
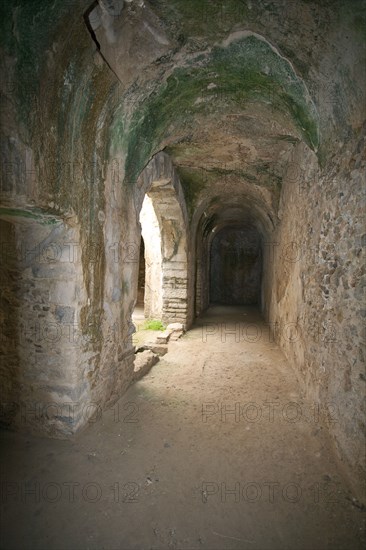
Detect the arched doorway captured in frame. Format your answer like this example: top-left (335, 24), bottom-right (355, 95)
top-left (133, 152), bottom-right (189, 327)
top-left (137, 194), bottom-right (163, 320)
top-left (192, 198), bottom-right (274, 318)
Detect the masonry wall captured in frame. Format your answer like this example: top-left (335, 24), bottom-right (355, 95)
top-left (262, 140), bottom-right (366, 501)
top-left (0, 213), bottom-right (92, 435)
top-left (0, 0), bottom-right (137, 437)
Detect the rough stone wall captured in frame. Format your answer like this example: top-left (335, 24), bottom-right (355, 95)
top-left (262, 138), bottom-right (366, 501)
top-left (136, 238), bottom-right (145, 305)
top-left (0, 210), bottom-right (91, 436)
top-left (0, 0), bottom-right (136, 436)
top-left (193, 220), bottom-right (210, 318)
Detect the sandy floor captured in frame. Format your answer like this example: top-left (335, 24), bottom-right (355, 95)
top-left (1, 306), bottom-right (365, 550)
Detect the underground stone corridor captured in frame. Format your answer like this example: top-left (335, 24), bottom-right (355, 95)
top-left (0, 0), bottom-right (365, 549)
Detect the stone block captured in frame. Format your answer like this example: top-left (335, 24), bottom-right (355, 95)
top-left (133, 350), bottom-right (159, 381)
top-left (169, 331), bottom-right (183, 341)
top-left (155, 330), bottom-right (171, 344)
top-left (166, 323), bottom-right (184, 331)
top-left (137, 343), bottom-right (168, 356)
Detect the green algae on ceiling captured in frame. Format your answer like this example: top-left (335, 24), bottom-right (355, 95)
top-left (116, 33), bottom-right (319, 187)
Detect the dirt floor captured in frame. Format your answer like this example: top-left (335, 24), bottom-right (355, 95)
top-left (1, 306), bottom-right (365, 550)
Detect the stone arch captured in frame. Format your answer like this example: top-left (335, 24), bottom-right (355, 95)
top-left (134, 152), bottom-right (189, 326)
top-left (191, 190), bottom-right (275, 320)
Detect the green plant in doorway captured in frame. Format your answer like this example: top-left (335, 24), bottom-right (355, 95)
top-left (143, 319), bottom-right (166, 331)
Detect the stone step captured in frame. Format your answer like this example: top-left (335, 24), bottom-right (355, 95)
top-left (166, 322), bottom-right (184, 331)
top-left (136, 343), bottom-right (168, 356)
top-left (133, 350), bottom-right (159, 381)
top-left (156, 330), bottom-right (171, 344)
top-left (169, 331), bottom-right (184, 341)
top-left (155, 323), bottom-right (185, 344)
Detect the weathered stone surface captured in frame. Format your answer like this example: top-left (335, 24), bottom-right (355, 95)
top-left (166, 323), bottom-right (184, 331)
top-left (169, 331), bottom-right (184, 342)
top-left (133, 350), bottom-right (159, 381)
top-left (137, 343), bottom-right (168, 356)
top-left (155, 330), bottom-right (171, 344)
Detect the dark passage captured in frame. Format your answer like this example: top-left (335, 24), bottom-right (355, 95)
top-left (210, 225), bottom-right (262, 305)
top-left (137, 237), bottom-right (145, 308)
